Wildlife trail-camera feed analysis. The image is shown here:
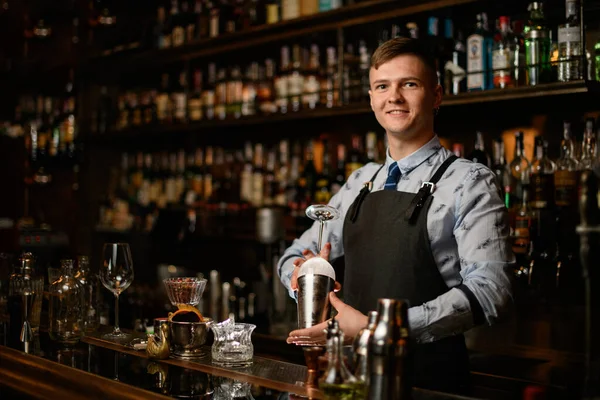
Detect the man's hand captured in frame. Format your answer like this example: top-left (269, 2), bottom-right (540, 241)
top-left (290, 242), bottom-right (341, 291)
top-left (287, 292), bottom-right (368, 345)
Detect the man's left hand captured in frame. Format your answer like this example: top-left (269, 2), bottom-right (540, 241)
top-left (287, 292), bottom-right (368, 346)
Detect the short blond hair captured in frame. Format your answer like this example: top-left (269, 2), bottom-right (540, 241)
top-left (370, 37), bottom-right (438, 86)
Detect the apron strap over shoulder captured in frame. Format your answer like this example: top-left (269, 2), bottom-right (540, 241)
top-left (349, 164), bottom-right (385, 223)
top-left (404, 155), bottom-right (458, 223)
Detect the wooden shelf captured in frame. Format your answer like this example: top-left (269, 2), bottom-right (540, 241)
top-left (83, 0), bottom-right (479, 73)
top-left (90, 80), bottom-right (599, 141)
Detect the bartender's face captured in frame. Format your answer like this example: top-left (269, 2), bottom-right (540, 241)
top-left (369, 54), bottom-right (442, 140)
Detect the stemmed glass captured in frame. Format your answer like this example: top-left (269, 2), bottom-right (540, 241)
top-left (305, 204), bottom-right (340, 253)
top-left (99, 243), bottom-right (134, 340)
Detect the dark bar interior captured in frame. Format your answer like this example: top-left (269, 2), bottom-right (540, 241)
top-left (1, 0), bottom-right (600, 398)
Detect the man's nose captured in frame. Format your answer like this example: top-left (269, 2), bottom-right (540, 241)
top-left (387, 86), bottom-right (405, 103)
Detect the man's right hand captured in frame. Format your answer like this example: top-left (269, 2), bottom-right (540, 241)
top-left (290, 242), bottom-right (341, 291)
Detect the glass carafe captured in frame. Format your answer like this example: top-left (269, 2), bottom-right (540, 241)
top-left (49, 259), bottom-right (84, 344)
top-left (319, 318), bottom-right (358, 399)
top-left (74, 255), bottom-right (100, 333)
top-left (8, 252), bottom-right (44, 340)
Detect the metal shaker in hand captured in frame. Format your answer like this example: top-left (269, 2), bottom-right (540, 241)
top-left (297, 258), bottom-right (336, 329)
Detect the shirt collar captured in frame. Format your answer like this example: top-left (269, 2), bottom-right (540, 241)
top-left (385, 135), bottom-right (443, 176)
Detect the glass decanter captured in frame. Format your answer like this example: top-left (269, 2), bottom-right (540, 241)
top-left (74, 255), bottom-right (100, 333)
top-left (319, 318), bottom-right (358, 400)
top-left (49, 259), bottom-right (84, 344)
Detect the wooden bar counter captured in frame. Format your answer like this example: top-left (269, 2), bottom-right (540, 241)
top-left (0, 326), bottom-right (582, 400)
top-left (0, 327), bottom-right (490, 400)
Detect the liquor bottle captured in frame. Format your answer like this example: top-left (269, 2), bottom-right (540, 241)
top-left (265, 0), bottom-right (279, 24)
top-left (215, 67), bottom-right (228, 120)
top-left (315, 139), bottom-right (332, 204)
top-left (49, 259), bottom-right (84, 344)
top-left (196, 0), bottom-right (210, 39)
top-left (301, 0), bottom-right (318, 16)
top-left (580, 118), bottom-right (596, 170)
top-left (165, 152), bottom-right (178, 204)
top-left (467, 13), bottom-right (493, 91)
top-left (289, 45), bottom-right (304, 112)
top-left (319, 0), bottom-right (341, 12)
top-left (523, 2), bottom-right (551, 85)
top-left (529, 136), bottom-right (556, 255)
top-left (554, 121), bottom-right (579, 208)
top-left (252, 143), bottom-right (264, 207)
top-left (275, 139), bottom-right (290, 207)
top-left (241, 62), bottom-right (258, 117)
top-left (156, 73), bottom-right (172, 124)
top-left (512, 20), bottom-right (527, 87)
top-left (323, 47), bottom-right (339, 108)
top-left (345, 135), bottom-right (364, 179)
top-left (331, 144), bottom-right (346, 196)
top-left (175, 150), bottom-right (187, 202)
top-left (240, 142), bottom-right (253, 203)
top-left (303, 44), bottom-right (321, 110)
top-left (204, 146), bottom-right (215, 202)
top-left (193, 148), bottom-right (205, 201)
top-left (467, 131), bottom-right (490, 167)
top-left (287, 142), bottom-right (302, 215)
top-left (492, 138), bottom-right (509, 204)
top-left (595, 38), bottom-right (600, 81)
top-left (365, 132), bottom-right (378, 163)
top-left (155, 6), bottom-right (167, 48)
top-left (275, 46), bottom-right (290, 114)
top-left (492, 16), bottom-right (515, 89)
top-left (445, 27), bottom-right (467, 95)
top-left (512, 186), bottom-right (532, 256)
top-left (209, 0), bottom-right (220, 38)
top-left (359, 41), bottom-right (371, 102)
top-left (263, 149), bottom-right (277, 206)
top-left (172, 69), bottom-right (188, 123)
top-left (226, 66), bottom-right (243, 119)
top-left (282, 0), bottom-right (299, 20)
top-left (557, 0), bottom-right (582, 82)
top-left (509, 131), bottom-right (531, 204)
top-left (171, 0), bottom-right (186, 47)
top-left (530, 136), bottom-right (555, 210)
top-left (303, 140), bottom-right (318, 203)
top-left (188, 68), bottom-right (203, 121)
top-left (203, 63), bottom-right (216, 120)
top-left (258, 59), bottom-right (277, 115)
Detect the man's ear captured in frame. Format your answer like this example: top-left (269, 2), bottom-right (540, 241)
top-left (433, 84), bottom-right (443, 109)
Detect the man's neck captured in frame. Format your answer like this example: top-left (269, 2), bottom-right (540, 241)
top-left (387, 131), bottom-right (435, 161)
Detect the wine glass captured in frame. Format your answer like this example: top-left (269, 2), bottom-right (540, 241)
top-left (306, 204), bottom-right (340, 253)
top-left (100, 243), bottom-right (134, 340)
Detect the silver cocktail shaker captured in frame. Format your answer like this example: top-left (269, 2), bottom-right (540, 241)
top-left (367, 298), bottom-right (411, 400)
top-left (297, 257), bottom-right (336, 329)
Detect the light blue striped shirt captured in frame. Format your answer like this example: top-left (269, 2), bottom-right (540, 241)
top-left (278, 135), bottom-right (515, 343)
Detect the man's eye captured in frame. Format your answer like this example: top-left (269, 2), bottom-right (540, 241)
top-left (376, 84), bottom-right (387, 90)
top-left (404, 82), bottom-right (417, 88)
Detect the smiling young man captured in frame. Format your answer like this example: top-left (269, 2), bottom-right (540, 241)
top-left (277, 38), bottom-right (514, 394)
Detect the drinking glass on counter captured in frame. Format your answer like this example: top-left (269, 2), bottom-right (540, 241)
top-left (99, 243), bottom-right (134, 340)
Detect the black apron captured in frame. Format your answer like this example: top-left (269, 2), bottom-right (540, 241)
top-left (342, 155), bottom-right (471, 395)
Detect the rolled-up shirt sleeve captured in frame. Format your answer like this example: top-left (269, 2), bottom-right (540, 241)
top-left (409, 166), bottom-right (515, 343)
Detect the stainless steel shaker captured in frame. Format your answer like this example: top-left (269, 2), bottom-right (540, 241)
top-left (367, 299), bottom-right (411, 400)
top-left (296, 258), bottom-right (336, 329)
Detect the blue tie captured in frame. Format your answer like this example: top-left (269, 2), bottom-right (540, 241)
top-left (384, 162), bottom-right (401, 190)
